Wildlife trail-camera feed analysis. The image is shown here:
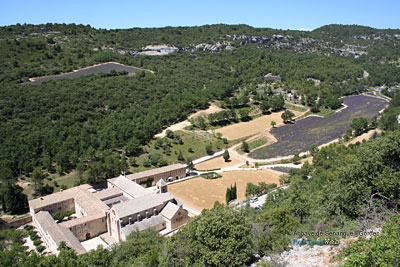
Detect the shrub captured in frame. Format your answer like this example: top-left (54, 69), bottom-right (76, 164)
top-left (33, 239), bottom-right (42, 246)
top-left (205, 144), bottom-right (214, 155)
top-left (342, 215), bottom-right (400, 266)
top-left (139, 178), bottom-right (154, 188)
top-left (143, 160), bottom-right (151, 167)
top-left (36, 245), bottom-right (45, 253)
top-left (52, 210), bottom-right (74, 222)
top-left (24, 225), bottom-right (33, 231)
top-left (200, 172), bottom-right (222, 179)
top-left (27, 229), bottom-right (37, 235)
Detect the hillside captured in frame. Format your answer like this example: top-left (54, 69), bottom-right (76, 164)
top-left (0, 23), bottom-right (400, 266)
top-left (1, 24), bottom-right (399, 180)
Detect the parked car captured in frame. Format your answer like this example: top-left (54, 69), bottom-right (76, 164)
top-left (250, 197), bottom-right (258, 203)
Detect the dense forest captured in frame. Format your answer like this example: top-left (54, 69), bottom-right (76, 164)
top-left (0, 23), bottom-right (400, 265)
top-left (2, 23), bottom-right (398, 182)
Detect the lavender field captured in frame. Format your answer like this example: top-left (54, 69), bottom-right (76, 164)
top-left (30, 62), bottom-right (144, 84)
top-left (249, 95), bottom-right (388, 159)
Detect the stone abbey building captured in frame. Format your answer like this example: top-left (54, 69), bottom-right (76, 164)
top-left (124, 163), bottom-right (187, 185)
top-left (29, 164), bottom-right (189, 255)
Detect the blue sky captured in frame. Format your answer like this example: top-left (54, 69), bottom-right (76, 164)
top-left (1, 0), bottom-right (399, 30)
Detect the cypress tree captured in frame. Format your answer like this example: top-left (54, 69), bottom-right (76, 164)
top-left (226, 187), bottom-right (231, 204)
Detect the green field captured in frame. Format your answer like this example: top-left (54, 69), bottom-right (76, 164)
top-left (283, 103), bottom-right (308, 112)
top-left (248, 138), bottom-right (268, 151)
top-left (238, 138), bottom-right (268, 154)
top-left (131, 130), bottom-right (228, 172)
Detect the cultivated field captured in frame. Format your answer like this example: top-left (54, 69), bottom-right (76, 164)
top-left (195, 156), bottom-right (242, 171)
top-left (214, 110), bottom-right (302, 140)
top-left (168, 170), bottom-right (281, 210)
top-left (249, 95), bottom-right (387, 159)
top-left (29, 62), bottom-right (145, 84)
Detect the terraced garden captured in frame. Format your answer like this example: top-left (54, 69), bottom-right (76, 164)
top-left (29, 62), bottom-right (145, 84)
top-left (249, 95), bottom-right (388, 159)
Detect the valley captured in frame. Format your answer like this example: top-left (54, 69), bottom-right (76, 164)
top-left (0, 20), bottom-right (399, 267)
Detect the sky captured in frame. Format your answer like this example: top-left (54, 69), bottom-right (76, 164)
top-left (1, 0), bottom-right (399, 30)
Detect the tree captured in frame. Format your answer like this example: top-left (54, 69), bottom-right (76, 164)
top-left (31, 167), bottom-right (44, 184)
top-left (226, 187), bottom-right (231, 204)
top-left (149, 153), bottom-right (162, 166)
top-left (344, 215), bottom-right (400, 266)
top-left (271, 95), bottom-right (285, 111)
top-left (0, 182), bottom-right (28, 214)
top-left (119, 156), bottom-right (128, 173)
top-left (166, 130), bottom-right (174, 139)
top-left (226, 184), bottom-right (237, 203)
top-left (309, 144), bottom-right (319, 156)
top-left (260, 100), bottom-right (271, 114)
top-left (111, 229), bottom-right (164, 266)
top-left (239, 109), bottom-right (250, 121)
top-left (31, 167), bottom-right (45, 196)
top-left (205, 144), bottom-right (213, 155)
top-left (187, 159), bottom-right (194, 173)
top-left (271, 120), bottom-right (276, 128)
top-left (351, 117), bottom-right (369, 136)
top-left (129, 157), bottom-right (137, 167)
top-left (241, 141), bottom-right (249, 153)
top-left (160, 204), bottom-right (253, 266)
top-left (256, 207), bottom-right (299, 254)
top-left (126, 137), bottom-right (141, 156)
top-left (292, 153), bottom-right (301, 164)
top-left (197, 116), bottom-right (207, 130)
top-left (246, 182), bottom-right (257, 197)
top-left (223, 150), bottom-right (230, 162)
top-left (177, 150), bottom-right (184, 161)
top-left (281, 110), bottom-right (295, 123)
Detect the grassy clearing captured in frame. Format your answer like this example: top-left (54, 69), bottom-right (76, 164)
top-left (22, 172), bottom-right (80, 200)
top-left (43, 172), bottom-right (80, 192)
top-left (302, 106), bottom-right (337, 118)
top-left (248, 138), bottom-right (268, 151)
top-left (284, 103), bottom-right (308, 112)
top-left (131, 130), bottom-right (228, 172)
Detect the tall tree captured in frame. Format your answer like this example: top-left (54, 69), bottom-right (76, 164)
top-left (223, 150), bottom-right (230, 162)
top-left (241, 141), bottom-right (249, 153)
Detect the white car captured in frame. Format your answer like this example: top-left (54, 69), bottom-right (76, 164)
top-left (250, 197), bottom-right (258, 203)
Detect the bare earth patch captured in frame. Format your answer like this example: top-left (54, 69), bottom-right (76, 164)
top-left (168, 170), bottom-right (281, 210)
top-left (215, 110), bottom-right (302, 140)
top-left (300, 157), bottom-right (313, 164)
top-left (155, 104), bottom-right (223, 138)
top-left (189, 104), bottom-right (223, 118)
top-left (195, 156), bottom-right (242, 171)
top-left (347, 129), bottom-right (381, 145)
